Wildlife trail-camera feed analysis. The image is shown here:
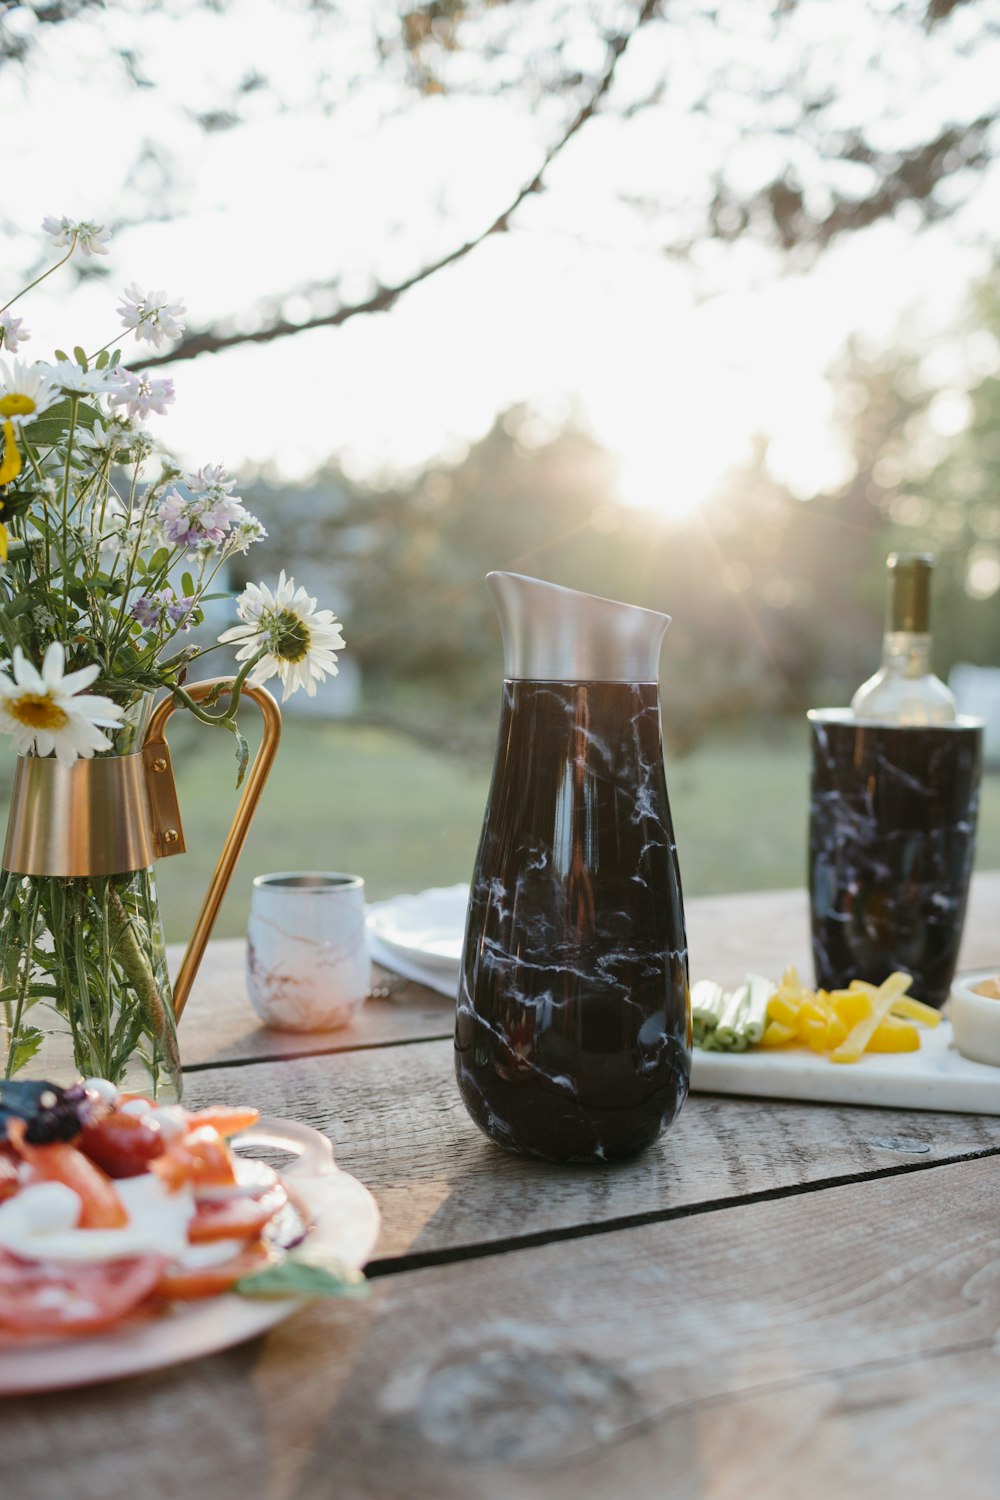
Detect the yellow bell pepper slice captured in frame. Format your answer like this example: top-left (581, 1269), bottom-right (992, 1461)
top-left (768, 994), bottom-right (801, 1028)
top-left (760, 1020), bottom-right (797, 1047)
top-left (888, 996), bottom-right (942, 1028)
top-left (865, 1018), bottom-right (921, 1053)
top-left (830, 972), bottom-right (913, 1063)
top-left (829, 989), bottom-right (872, 1026)
top-left (803, 1017), bottom-right (830, 1053)
top-left (801, 996), bottom-right (840, 1032)
top-left (825, 1015), bottom-right (848, 1050)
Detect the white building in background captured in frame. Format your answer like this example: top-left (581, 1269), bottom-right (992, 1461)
top-left (950, 664), bottom-right (1000, 766)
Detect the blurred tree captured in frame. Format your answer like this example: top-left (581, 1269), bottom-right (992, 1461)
top-left (232, 283), bottom-right (1000, 757)
top-left (3, 0), bottom-right (997, 368)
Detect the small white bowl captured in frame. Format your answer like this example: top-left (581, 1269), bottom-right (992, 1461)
top-left (949, 970), bottom-right (1000, 1067)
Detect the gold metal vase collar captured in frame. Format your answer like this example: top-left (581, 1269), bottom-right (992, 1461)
top-left (1, 679), bottom-right (281, 1020)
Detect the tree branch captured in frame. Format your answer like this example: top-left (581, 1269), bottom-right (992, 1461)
top-left (141, 0), bottom-right (662, 369)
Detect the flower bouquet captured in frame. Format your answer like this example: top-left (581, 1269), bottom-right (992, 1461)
top-left (0, 217), bottom-right (345, 1097)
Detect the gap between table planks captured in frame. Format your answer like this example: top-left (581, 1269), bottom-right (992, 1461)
top-left (7, 1156), bottom-right (1000, 1500)
top-left (173, 870), bottom-right (1000, 1071)
top-left (182, 1040), bottom-right (1000, 1263)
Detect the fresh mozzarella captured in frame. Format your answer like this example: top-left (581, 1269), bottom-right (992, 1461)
top-left (0, 1181), bottom-right (80, 1235)
top-left (147, 1105), bottom-right (189, 1141)
top-left (0, 1173), bottom-right (195, 1264)
top-left (171, 1238), bottom-right (250, 1270)
top-left (194, 1157), bottom-right (279, 1203)
top-left (119, 1098), bottom-right (155, 1118)
top-left (82, 1077), bottom-right (119, 1106)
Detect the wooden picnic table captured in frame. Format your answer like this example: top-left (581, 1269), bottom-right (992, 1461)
top-left (9, 871), bottom-right (1000, 1500)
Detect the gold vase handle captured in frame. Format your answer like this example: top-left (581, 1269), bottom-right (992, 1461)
top-left (144, 679), bottom-right (282, 1022)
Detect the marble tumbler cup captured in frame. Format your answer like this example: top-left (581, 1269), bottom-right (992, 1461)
top-left (808, 710), bottom-right (983, 1008)
top-left (246, 872), bottom-right (371, 1031)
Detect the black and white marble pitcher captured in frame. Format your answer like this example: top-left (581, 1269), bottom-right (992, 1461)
top-left (455, 572), bottom-right (691, 1163)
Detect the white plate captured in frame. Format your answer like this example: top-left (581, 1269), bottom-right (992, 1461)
top-left (366, 885), bottom-right (468, 973)
top-left (691, 1019), bottom-right (1000, 1115)
top-left (0, 1116), bottom-right (380, 1395)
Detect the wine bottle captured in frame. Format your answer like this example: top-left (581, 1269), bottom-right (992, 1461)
top-left (850, 552), bottom-right (956, 724)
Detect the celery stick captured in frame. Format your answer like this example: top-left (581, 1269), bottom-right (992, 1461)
top-left (691, 979), bottom-right (726, 1031)
top-left (743, 973), bottom-right (776, 1044)
top-left (715, 985), bottom-right (749, 1047)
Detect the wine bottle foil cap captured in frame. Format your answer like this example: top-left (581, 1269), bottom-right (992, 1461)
top-left (486, 572), bottom-right (671, 682)
top-left (887, 552), bottom-right (933, 632)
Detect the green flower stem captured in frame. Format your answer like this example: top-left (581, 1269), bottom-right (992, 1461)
top-left (2, 875), bottom-right (41, 1080)
top-left (19, 440), bottom-right (52, 582)
top-left (169, 653), bottom-right (264, 727)
top-left (106, 883), bottom-right (179, 1074)
top-left (85, 331), bottom-right (129, 363)
top-left (0, 243), bottom-right (77, 314)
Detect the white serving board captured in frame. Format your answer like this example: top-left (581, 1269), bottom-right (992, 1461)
top-left (690, 1020), bottom-right (1000, 1115)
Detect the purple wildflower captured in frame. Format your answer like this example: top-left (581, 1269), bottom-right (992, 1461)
top-left (157, 487), bottom-right (248, 550)
top-left (131, 588), bottom-right (198, 632)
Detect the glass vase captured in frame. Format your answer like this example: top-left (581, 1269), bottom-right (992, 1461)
top-left (0, 696), bottom-right (181, 1098)
top-left (0, 862), bottom-right (181, 1098)
top-left (0, 681), bottom-right (282, 1099)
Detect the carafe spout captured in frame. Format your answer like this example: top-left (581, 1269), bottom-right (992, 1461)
top-left (486, 571), bottom-right (671, 682)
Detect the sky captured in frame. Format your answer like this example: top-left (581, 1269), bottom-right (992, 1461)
top-left (4, 0), bottom-right (999, 521)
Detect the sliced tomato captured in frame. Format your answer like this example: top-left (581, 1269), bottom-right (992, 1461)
top-left (0, 1249), bottom-right (166, 1338)
top-left (156, 1241), bottom-right (273, 1300)
top-left (78, 1112), bottom-right (166, 1179)
top-left (187, 1181), bottom-right (288, 1244)
top-left (150, 1126), bottom-right (238, 1194)
top-left (6, 1121), bottom-right (128, 1229)
top-left (184, 1106), bottom-right (259, 1138)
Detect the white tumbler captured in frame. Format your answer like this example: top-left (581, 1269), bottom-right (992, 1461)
top-left (246, 872), bottom-right (371, 1031)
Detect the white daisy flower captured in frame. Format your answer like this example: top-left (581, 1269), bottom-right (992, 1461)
top-left (107, 369), bottom-right (175, 421)
top-left (117, 283), bottom-right (187, 348)
top-left (0, 360), bottom-right (62, 429)
top-left (0, 361), bottom-right (63, 492)
top-left (41, 216), bottom-right (112, 257)
top-left (0, 642), bottom-right (123, 767)
top-left (0, 311), bottom-right (29, 354)
top-left (40, 359), bottom-right (110, 397)
top-left (218, 571), bottom-right (345, 702)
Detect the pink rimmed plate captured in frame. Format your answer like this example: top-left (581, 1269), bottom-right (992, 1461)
top-left (0, 1116), bottom-right (379, 1395)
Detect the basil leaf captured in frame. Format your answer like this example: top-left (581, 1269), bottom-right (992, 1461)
top-left (234, 1247), bottom-right (369, 1301)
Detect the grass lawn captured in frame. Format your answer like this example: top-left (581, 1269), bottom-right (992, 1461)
top-left (154, 716), bottom-right (1000, 943)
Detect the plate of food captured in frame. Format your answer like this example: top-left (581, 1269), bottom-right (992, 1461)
top-left (688, 967), bottom-right (1000, 1114)
top-left (0, 1078), bottom-right (379, 1395)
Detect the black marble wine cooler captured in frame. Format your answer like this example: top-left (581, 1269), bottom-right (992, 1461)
top-left (808, 709), bottom-right (983, 1009)
top-left (455, 574), bottom-right (691, 1164)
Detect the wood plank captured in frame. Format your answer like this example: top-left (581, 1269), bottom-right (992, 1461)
top-left (182, 1039), bottom-right (1000, 1260)
top-left (173, 939), bottom-right (453, 1067)
top-left (8, 1157), bottom-right (1000, 1500)
top-left (173, 872), bottom-right (1000, 1068)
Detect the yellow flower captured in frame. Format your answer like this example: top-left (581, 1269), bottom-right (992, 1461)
top-left (0, 361), bottom-right (61, 559)
top-left (0, 418), bottom-right (22, 487)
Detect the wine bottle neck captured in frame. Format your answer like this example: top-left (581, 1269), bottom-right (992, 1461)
top-left (880, 630), bottom-right (935, 679)
top-left (886, 555), bottom-right (932, 632)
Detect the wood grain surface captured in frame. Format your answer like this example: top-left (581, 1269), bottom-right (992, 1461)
top-left (174, 940), bottom-right (453, 1068)
top-left (7, 877), bottom-right (1000, 1500)
top-left (174, 871), bottom-right (1000, 1070)
top-left (182, 1039), bottom-right (1000, 1261)
top-left (8, 1156), bottom-right (1000, 1500)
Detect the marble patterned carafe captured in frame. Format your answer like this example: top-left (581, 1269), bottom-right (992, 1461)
top-left (455, 573), bottom-right (690, 1163)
